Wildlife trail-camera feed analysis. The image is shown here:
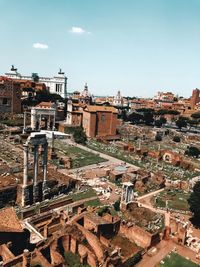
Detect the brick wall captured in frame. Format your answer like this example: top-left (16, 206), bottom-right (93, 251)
top-left (0, 79), bottom-right (21, 113)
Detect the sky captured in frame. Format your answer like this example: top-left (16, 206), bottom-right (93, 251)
top-left (0, 0), bottom-right (200, 97)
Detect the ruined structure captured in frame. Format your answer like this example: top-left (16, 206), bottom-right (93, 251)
top-left (0, 76), bottom-right (21, 113)
top-left (22, 133), bottom-right (49, 207)
top-left (120, 182), bottom-right (134, 211)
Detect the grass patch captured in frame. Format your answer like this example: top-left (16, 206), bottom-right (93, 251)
top-left (158, 252), bottom-right (199, 267)
top-left (84, 198), bottom-right (101, 207)
top-left (72, 188), bottom-right (97, 201)
top-left (64, 251), bottom-right (90, 267)
top-left (55, 141), bottom-right (107, 168)
top-left (154, 189), bottom-right (190, 211)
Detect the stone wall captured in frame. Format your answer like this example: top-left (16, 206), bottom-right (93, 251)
top-left (119, 223), bottom-right (160, 248)
top-left (0, 185), bottom-right (17, 208)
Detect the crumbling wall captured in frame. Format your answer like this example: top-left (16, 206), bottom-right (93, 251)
top-left (75, 223), bottom-right (105, 263)
top-left (0, 186), bottom-right (17, 208)
top-left (119, 223), bottom-right (158, 248)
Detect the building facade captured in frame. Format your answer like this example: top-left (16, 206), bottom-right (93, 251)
top-left (5, 66), bottom-right (67, 99)
top-left (0, 77), bottom-right (21, 113)
top-left (82, 105), bottom-right (118, 138)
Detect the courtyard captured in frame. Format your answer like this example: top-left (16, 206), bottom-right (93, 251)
top-left (153, 189), bottom-right (190, 212)
top-left (55, 140), bottom-right (107, 168)
top-left (158, 252), bottom-right (199, 267)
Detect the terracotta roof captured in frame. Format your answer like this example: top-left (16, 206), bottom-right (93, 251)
top-left (36, 102), bottom-right (53, 108)
top-left (84, 105), bottom-right (118, 113)
top-left (0, 207), bottom-right (23, 233)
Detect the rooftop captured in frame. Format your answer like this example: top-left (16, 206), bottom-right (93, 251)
top-left (84, 105), bottom-right (118, 113)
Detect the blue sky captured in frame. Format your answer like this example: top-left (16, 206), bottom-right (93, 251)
top-left (0, 0), bottom-right (200, 97)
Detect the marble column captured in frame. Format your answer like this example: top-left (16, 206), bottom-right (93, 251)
top-left (23, 111), bottom-right (26, 134)
top-left (46, 115), bottom-right (49, 130)
top-left (23, 145), bottom-right (29, 187)
top-left (33, 145), bottom-right (39, 186)
top-left (43, 143), bottom-right (48, 183)
top-left (53, 111), bottom-right (56, 130)
top-left (31, 109), bottom-right (36, 130)
top-left (39, 114), bottom-right (42, 130)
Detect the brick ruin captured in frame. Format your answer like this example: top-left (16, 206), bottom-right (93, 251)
top-left (0, 203), bottom-right (144, 267)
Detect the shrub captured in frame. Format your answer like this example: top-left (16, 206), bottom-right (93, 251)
top-left (155, 134), bottom-right (162, 141)
top-left (173, 136), bottom-right (181, 142)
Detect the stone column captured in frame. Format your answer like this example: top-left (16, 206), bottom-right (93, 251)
top-left (23, 145), bottom-right (29, 187)
top-left (33, 145), bottom-right (39, 186)
top-left (125, 185), bottom-right (129, 203)
top-left (23, 111), bottom-right (26, 134)
top-left (53, 110), bottom-right (56, 130)
top-left (33, 145), bottom-right (39, 203)
top-left (22, 144), bottom-right (29, 207)
top-left (31, 109), bottom-right (36, 130)
top-left (51, 131), bottom-right (55, 149)
top-left (42, 142), bottom-right (49, 199)
top-left (43, 143), bottom-right (48, 183)
top-left (39, 114), bottom-right (42, 130)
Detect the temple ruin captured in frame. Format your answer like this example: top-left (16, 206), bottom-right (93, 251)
top-left (22, 133), bottom-right (49, 207)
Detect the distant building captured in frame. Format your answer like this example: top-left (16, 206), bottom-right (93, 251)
top-left (0, 77), bottom-right (21, 113)
top-left (154, 91), bottom-right (175, 102)
top-left (82, 105), bottom-right (118, 138)
top-left (66, 100), bottom-right (83, 126)
top-left (190, 88), bottom-right (200, 109)
top-left (66, 83), bottom-right (93, 126)
top-left (5, 65), bottom-right (67, 98)
top-left (79, 83), bottom-right (93, 105)
top-left (113, 90), bottom-right (124, 107)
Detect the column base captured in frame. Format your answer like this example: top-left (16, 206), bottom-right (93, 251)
top-left (33, 184), bottom-right (40, 203)
top-left (42, 181), bottom-right (50, 200)
top-left (21, 185), bottom-right (31, 207)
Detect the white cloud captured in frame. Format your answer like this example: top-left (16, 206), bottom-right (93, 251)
top-left (70, 26), bottom-right (90, 34)
top-left (33, 43), bottom-right (49, 49)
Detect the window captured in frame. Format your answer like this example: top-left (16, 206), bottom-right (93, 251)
top-left (2, 98), bottom-right (8, 105)
top-left (101, 114), bottom-right (106, 122)
top-left (56, 84), bottom-right (62, 93)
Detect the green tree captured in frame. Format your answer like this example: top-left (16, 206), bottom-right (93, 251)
top-left (185, 146), bottom-right (200, 158)
top-left (154, 120), bottom-right (162, 127)
top-left (127, 112), bottom-right (143, 124)
top-left (113, 200), bottom-right (120, 211)
top-left (121, 109), bottom-right (128, 121)
top-left (188, 119), bottom-right (198, 129)
top-left (73, 127), bottom-right (87, 144)
top-left (155, 117), bottom-right (167, 127)
top-left (160, 116), bottom-right (167, 124)
top-left (173, 136), bottom-right (181, 142)
top-left (191, 112), bottom-right (200, 119)
top-left (188, 181), bottom-right (200, 226)
top-left (155, 134), bottom-right (162, 141)
top-left (31, 73), bottom-right (39, 82)
top-left (175, 117), bottom-right (187, 130)
top-left (143, 112), bottom-right (154, 125)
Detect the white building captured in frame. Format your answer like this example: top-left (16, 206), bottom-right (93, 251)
top-left (5, 65), bottom-right (68, 99)
top-left (113, 90), bottom-right (124, 107)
